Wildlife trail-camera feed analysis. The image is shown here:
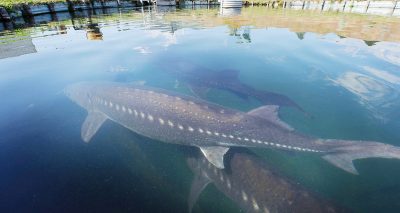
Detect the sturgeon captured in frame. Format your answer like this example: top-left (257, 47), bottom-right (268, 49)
top-left (158, 60), bottom-right (306, 113)
top-left (187, 149), bottom-right (347, 213)
top-left (65, 81), bottom-right (400, 174)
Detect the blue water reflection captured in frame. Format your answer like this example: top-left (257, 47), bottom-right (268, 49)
top-left (1, 6), bottom-right (400, 213)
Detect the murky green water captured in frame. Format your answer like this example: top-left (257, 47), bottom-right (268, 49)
top-left (1, 6), bottom-right (400, 213)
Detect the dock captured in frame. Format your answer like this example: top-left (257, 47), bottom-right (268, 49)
top-left (1, 0), bottom-right (399, 24)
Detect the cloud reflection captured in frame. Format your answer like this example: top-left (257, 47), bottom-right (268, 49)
top-left (331, 69), bottom-right (400, 121)
top-left (133, 46), bottom-right (152, 54)
top-left (370, 42), bottom-right (400, 67)
top-left (333, 72), bottom-right (391, 102)
top-left (363, 66), bottom-right (400, 85)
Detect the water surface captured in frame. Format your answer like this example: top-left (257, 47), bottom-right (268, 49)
top-left (1, 6), bottom-right (400, 213)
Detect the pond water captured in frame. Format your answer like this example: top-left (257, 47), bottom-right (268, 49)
top-left (1, 6), bottom-right (400, 213)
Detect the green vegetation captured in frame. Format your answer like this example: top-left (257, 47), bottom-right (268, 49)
top-left (0, 0), bottom-right (64, 9)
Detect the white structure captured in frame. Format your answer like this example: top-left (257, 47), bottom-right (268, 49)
top-left (219, 7), bottom-right (242, 16)
top-left (156, 0), bottom-right (176, 6)
top-left (219, 0), bottom-right (242, 8)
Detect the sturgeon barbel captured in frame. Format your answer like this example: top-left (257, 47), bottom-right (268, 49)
top-left (65, 81), bottom-right (400, 174)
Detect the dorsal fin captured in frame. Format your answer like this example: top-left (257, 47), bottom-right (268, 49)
top-left (81, 111), bottom-right (107, 143)
top-left (247, 105), bottom-right (294, 131)
top-left (199, 146), bottom-right (229, 169)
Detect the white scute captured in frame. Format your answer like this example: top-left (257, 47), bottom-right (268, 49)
top-left (252, 198), bottom-right (260, 211)
top-left (241, 191), bottom-right (248, 202)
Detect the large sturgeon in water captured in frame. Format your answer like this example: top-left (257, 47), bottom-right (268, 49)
top-left (157, 60), bottom-right (306, 114)
top-left (187, 149), bottom-right (347, 213)
top-left (65, 81), bottom-right (400, 174)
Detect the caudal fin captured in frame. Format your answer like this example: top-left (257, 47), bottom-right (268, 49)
top-left (321, 139), bottom-right (400, 175)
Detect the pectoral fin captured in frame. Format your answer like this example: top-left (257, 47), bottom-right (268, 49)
top-left (199, 146), bottom-right (229, 169)
top-left (81, 111), bottom-right (107, 143)
top-left (188, 169), bottom-right (212, 213)
top-left (248, 105), bottom-right (294, 131)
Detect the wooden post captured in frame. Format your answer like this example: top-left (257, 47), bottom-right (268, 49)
top-left (350, 0), bottom-right (354, 12)
top-left (100, 0), bottom-right (107, 14)
top-left (0, 7), bottom-right (11, 21)
top-left (365, 0), bottom-right (370, 13)
top-left (82, 0), bottom-right (93, 10)
top-left (47, 3), bottom-right (55, 13)
top-left (392, 0), bottom-right (398, 15)
top-left (100, 0), bottom-right (106, 8)
top-left (66, 0), bottom-right (75, 13)
top-left (21, 5), bottom-right (35, 25)
top-left (89, 0), bottom-right (96, 9)
top-left (3, 21), bottom-right (14, 30)
top-left (21, 3), bottom-right (33, 18)
top-left (47, 3), bottom-right (58, 21)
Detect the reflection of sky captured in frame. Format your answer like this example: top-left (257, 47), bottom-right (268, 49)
top-left (320, 37), bottom-right (400, 121)
top-left (146, 29), bottom-right (183, 48)
top-left (1, 9), bottom-right (400, 128)
top-left (371, 42), bottom-right (400, 67)
top-left (2, 9), bottom-right (400, 213)
top-left (339, 39), bottom-right (400, 67)
top-left (363, 66), bottom-right (400, 85)
top-left (332, 71), bottom-right (397, 104)
top-left (331, 70), bottom-right (399, 121)
top-left (0, 9), bottom-right (400, 212)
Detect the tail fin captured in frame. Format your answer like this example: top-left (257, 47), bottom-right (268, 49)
top-left (321, 139), bottom-right (400, 175)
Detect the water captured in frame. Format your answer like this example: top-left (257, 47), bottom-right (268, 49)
top-left (1, 6), bottom-right (400, 213)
